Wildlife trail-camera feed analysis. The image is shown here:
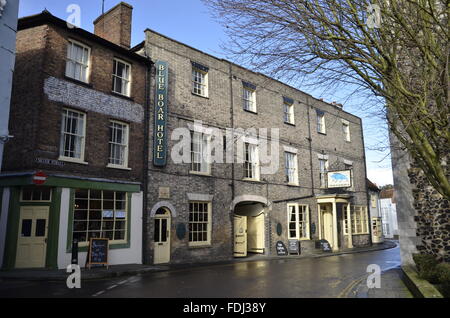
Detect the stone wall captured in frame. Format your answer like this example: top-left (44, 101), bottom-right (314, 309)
top-left (409, 166), bottom-right (450, 262)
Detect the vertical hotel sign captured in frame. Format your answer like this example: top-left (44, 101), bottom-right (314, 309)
top-left (153, 61), bottom-right (168, 166)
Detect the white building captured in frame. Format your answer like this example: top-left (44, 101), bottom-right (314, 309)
top-left (0, 0), bottom-right (19, 171)
top-left (380, 189), bottom-right (399, 239)
top-left (367, 179), bottom-right (383, 243)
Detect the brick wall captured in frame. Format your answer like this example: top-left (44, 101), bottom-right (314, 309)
top-left (4, 22), bottom-right (148, 185)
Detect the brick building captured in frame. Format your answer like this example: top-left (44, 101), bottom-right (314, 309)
top-left (133, 24), bottom-right (372, 264)
top-left (1, 1), bottom-right (372, 269)
top-left (0, 6), bottom-right (151, 269)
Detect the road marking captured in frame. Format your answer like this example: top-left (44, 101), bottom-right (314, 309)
top-left (107, 284), bottom-right (118, 290)
top-left (92, 290), bottom-right (105, 297)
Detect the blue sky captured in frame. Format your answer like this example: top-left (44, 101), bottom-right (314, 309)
top-left (18, 0), bottom-right (393, 186)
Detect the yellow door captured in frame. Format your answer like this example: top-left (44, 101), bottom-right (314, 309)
top-left (154, 211), bottom-right (171, 264)
top-left (247, 213), bottom-right (265, 254)
top-left (15, 206), bottom-right (49, 268)
top-left (233, 214), bottom-right (247, 257)
top-left (322, 207), bottom-right (334, 249)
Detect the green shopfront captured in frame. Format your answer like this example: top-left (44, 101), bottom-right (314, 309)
top-left (0, 173), bottom-right (143, 269)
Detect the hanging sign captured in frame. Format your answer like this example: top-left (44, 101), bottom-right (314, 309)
top-left (327, 170), bottom-right (352, 188)
top-left (153, 60), bottom-right (169, 167)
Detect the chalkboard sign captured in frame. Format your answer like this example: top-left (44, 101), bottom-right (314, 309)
top-left (319, 239), bottom-right (332, 252)
top-left (288, 239), bottom-right (300, 255)
top-left (276, 241), bottom-right (288, 256)
top-left (87, 238), bottom-right (109, 269)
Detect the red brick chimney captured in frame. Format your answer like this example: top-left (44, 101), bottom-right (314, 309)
top-left (93, 2), bottom-right (133, 49)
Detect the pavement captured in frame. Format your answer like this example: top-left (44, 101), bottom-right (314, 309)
top-left (0, 240), bottom-right (397, 281)
top-left (348, 267), bottom-right (413, 298)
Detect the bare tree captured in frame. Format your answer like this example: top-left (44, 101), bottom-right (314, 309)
top-left (203, 0), bottom-right (449, 198)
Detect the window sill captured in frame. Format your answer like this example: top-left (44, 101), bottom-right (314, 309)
top-left (191, 92), bottom-right (209, 99)
top-left (189, 171), bottom-right (212, 177)
top-left (188, 244), bottom-right (212, 249)
top-left (284, 122), bottom-right (296, 127)
top-left (317, 131), bottom-right (327, 135)
top-left (286, 182), bottom-right (300, 187)
top-left (64, 75), bottom-right (92, 88)
top-left (242, 178), bottom-right (262, 183)
top-left (58, 156), bottom-right (88, 165)
top-left (107, 164), bottom-right (132, 171)
top-left (111, 91), bottom-right (134, 101)
top-left (243, 109), bottom-right (258, 115)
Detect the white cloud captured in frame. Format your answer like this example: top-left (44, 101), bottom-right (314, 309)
top-left (367, 168), bottom-right (393, 186)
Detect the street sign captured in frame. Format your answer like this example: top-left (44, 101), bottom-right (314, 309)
top-left (32, 171), bottom-right (47, 185)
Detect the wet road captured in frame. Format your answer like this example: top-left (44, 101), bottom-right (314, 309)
top-left (0, 244), bottom-right (402, 298)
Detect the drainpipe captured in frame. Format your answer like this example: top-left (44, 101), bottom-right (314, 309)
top-left (142, 56), bottom-right (153, 265)
top-left (306, 96), bottom-right (315, 197)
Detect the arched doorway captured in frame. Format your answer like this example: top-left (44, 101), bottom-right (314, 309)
top-left (153, 207), bottom-right (171, 264)
top-left (232, 196), bottom-right (268, 258)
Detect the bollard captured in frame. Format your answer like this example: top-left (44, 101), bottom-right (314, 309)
top-left (71, 239), bottom-right (78, 265)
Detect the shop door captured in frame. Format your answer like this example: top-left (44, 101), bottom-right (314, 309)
top-left (233, 214), bottom-right (247, 257)
top-left (322, 207), bottom-right (334, 249)
top-left (15, 206), bottom-right (49, 268)
top-left (247, 213), bottom-right (265, 254)
top-left (154, 210), bottom-right (171, 264)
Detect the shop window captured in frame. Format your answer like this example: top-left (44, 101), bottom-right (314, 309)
top-left (188, 201), bottom-right (211, 246)
top-left (72, 189), bottom-right (128, 245)
top-left (21, 187), bottom-right (52, 202)
top-left (351, 206), bottom-right (369, 234)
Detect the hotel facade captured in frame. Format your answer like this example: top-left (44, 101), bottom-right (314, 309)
top-left (134, 25), bottom-right (372, 264)
top-left (0, 2), bottom-right (372, 269)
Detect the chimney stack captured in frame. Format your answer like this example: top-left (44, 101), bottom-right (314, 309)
top-left (93, 2), bottom-right (133, 49)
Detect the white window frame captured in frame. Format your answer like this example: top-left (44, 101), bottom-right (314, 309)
top-left (342, 120), bottom-right (351, 142)
top-left (351, 206), bottom-right (369, 234)
top-left (284, 102), bottom-right (295, 124)
top-left (192, 67), bottom-right (208, 97)
top-left (112, 58), bottom-right (132, 97)
top-left (317, 112), bottom-right (326, 134)
top-left (243, 142), bottom-right (260, 181)
top-left (243, 86), bottom-right (256, 112)
top-left (319, 158), bottom-right (328, 188)
top-left (59, 108), bottom-right (87, 164)
top-left (285, 152), bottom-right (299, 185)
top-left (107, 120), bottom-right (130, 170)
top-left (65, 39), bottom-right (91, 83)
top-left (287, 203), bottom-right (310, 240)
top-left (188, 201), bottom-right (212, 247)
top-left (190, 131), bottom-right (211, 175)
top-left (371, 194), bottom-right (377, 208)
top-left (73, 190), bottom-right (128, 247)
